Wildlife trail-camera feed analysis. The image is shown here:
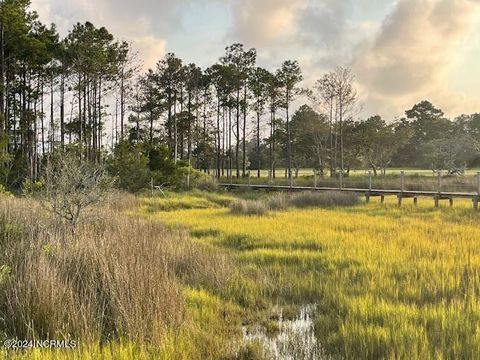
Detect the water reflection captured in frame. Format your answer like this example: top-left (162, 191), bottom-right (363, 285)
top-left (242, 305), bottom-right (329, 360)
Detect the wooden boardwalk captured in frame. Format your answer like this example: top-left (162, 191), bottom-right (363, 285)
top-left (219, 183), bottom-right (480, 209)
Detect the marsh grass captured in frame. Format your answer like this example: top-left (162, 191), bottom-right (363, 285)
top-left (153, 192), bottom-right (480, 359)
top-left (229, 191), bottom-right (359, 215)
top-left (230, 200), bottom-right (270, 216)
top-left (6, 190), bottom-right (480, 359)
top-left (265, 194), bottom-right (288, 211)
top-left (288, 191), bottom-right (359, 208)
top-left (0, 194), bottom-right (238, 359)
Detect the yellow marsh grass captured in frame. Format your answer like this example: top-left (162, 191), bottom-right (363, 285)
top-left (0, 195), bottom-right (237, 360)
top-left (148, 193), bottom-right (480, 359)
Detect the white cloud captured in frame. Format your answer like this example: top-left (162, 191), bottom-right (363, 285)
top-left (353, 0), bottom-right (480, 118)
top-left (31, 0), bottom-right (178, 68)
top-left (228, 0), bottom-right (303, 47)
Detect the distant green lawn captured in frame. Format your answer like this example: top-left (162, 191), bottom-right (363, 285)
top-left (218, 168), bottom-right (480, 179)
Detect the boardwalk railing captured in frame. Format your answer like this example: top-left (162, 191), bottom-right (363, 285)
top-left (219, 171), bottom-right (480, 210)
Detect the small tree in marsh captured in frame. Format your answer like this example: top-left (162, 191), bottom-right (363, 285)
top-left (39, 154), bottom-right (114, 229)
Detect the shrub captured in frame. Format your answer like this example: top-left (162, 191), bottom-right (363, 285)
top-left (108, 140), bottom-right (151, 192)
top-left (191, 175), bottom-right (219, 192)
top-left (230, 199), bottom-right (270, 216)
top-left (109, 141), bottom-right (205, 192)
top-left (289, 191), bottom-right (359, 208)
top-left (21, 179), bottom-right (44, 197)
top-left (0, 184), bottom-right (12, 197)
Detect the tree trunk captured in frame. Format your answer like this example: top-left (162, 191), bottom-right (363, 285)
top-left (78, 75), bottom-right (82, 155)
top-left (236, 89), bottom-right (240, 178)
top-left (60, 74), bottom-right (65, 149)
top-left (242, 86), bottom-right (247, 177)
top-left (173, 90), bottom-right (178, 163)
top-left (216, 95), bottom-right (221, 178)
top-left (97, 77), bottom-right (102, 163)
top-left (50, 73), bottom-right (54, 152)
top-left (257, 111), bottom-right (261, 178)
top-left (286, 88), bottom-right (292, 180)
top-left (120, 67), bottom-right (125, 139)
top-left (0, 20), bottom-right (5, 133)
top-left (41, 80), bottom-right (45, 156)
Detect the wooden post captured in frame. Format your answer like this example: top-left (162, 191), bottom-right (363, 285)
top-left (477, 172), bottom-right (480, 195)
top-left (365, 193), bottom-right (370, 203)
top-left (368, 171), bottom-right (372, 192)
top-left (414, 197), bottom-right (418, 206)
top-left (398, 194), bottom-right (403, 207)
top-left (474, 172), bottom-right (480, 210)
top-left (339, 172), bottom-right (343, 190)
top-left (437, 171), bottom-right (442, 194)
top-left (400, 171), bottom-right (405, 193)
top-left (434, 195), bottom-right (440, 208)
top-left (449, 198), bottom-right (453, 207)
top-left (314, 171), bottom-right (317, 190)
top-left (381, 195), bottom-right (385, 204)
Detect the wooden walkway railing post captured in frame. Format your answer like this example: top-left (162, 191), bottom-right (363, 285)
top-left (369, 171), bottom-right (372, 192)
top-left (268, 169), bottom-right (272, 191)
top-left (398, 171), bottom-right (405, 206)
top-left (475, 172), bottom-right (480, 210)
top-left (435, 171), bottom-right (442, 208)
top-left (366, 171), bottom-right (372, 203)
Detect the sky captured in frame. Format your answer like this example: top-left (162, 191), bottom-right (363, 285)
top-left (30, 0), bottom-right (480, 120)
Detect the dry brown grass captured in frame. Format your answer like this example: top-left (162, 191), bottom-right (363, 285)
top-left (288, 191), bottom-right (359, 208)
top-left (229, 191), bottom-right (359, 216)
top-left (0, 195), bottom-right (233, 345)
top-left (230, 199), bottom-right (270, 216)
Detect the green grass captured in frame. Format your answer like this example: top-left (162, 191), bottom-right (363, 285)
top-left (4, 191), bottom-right (480, 359)
top-left (139, 192), bottom-right (480, 359)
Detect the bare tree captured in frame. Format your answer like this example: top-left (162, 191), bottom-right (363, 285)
top-left (312, 73), bottom-right (336, 176)
top-left (39, 154), bottom-right (114, 230)
top-left (332, 67), bottom-right (357, 173)
top-left (313, 67), bottom-right (357, 175)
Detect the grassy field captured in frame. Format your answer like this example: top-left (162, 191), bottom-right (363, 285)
top-left (2, 190), bottom-right (480, 359)
top-left (218, 168), bottom-right (480, 178)
top-left (142, 191), bottom-right (480, 359)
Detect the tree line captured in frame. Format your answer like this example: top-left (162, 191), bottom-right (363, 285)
top-left (1, 0), bottom-right (479, 191)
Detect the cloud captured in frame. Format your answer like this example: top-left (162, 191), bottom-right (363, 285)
top-left (228, 0), bottom-right (303, 47)
top-left (30, 0), bottom-right (186, 68)
top-left (353, 0), bottom-right (480, 118)
top-left (299, 0), bottom-right (351, 48)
